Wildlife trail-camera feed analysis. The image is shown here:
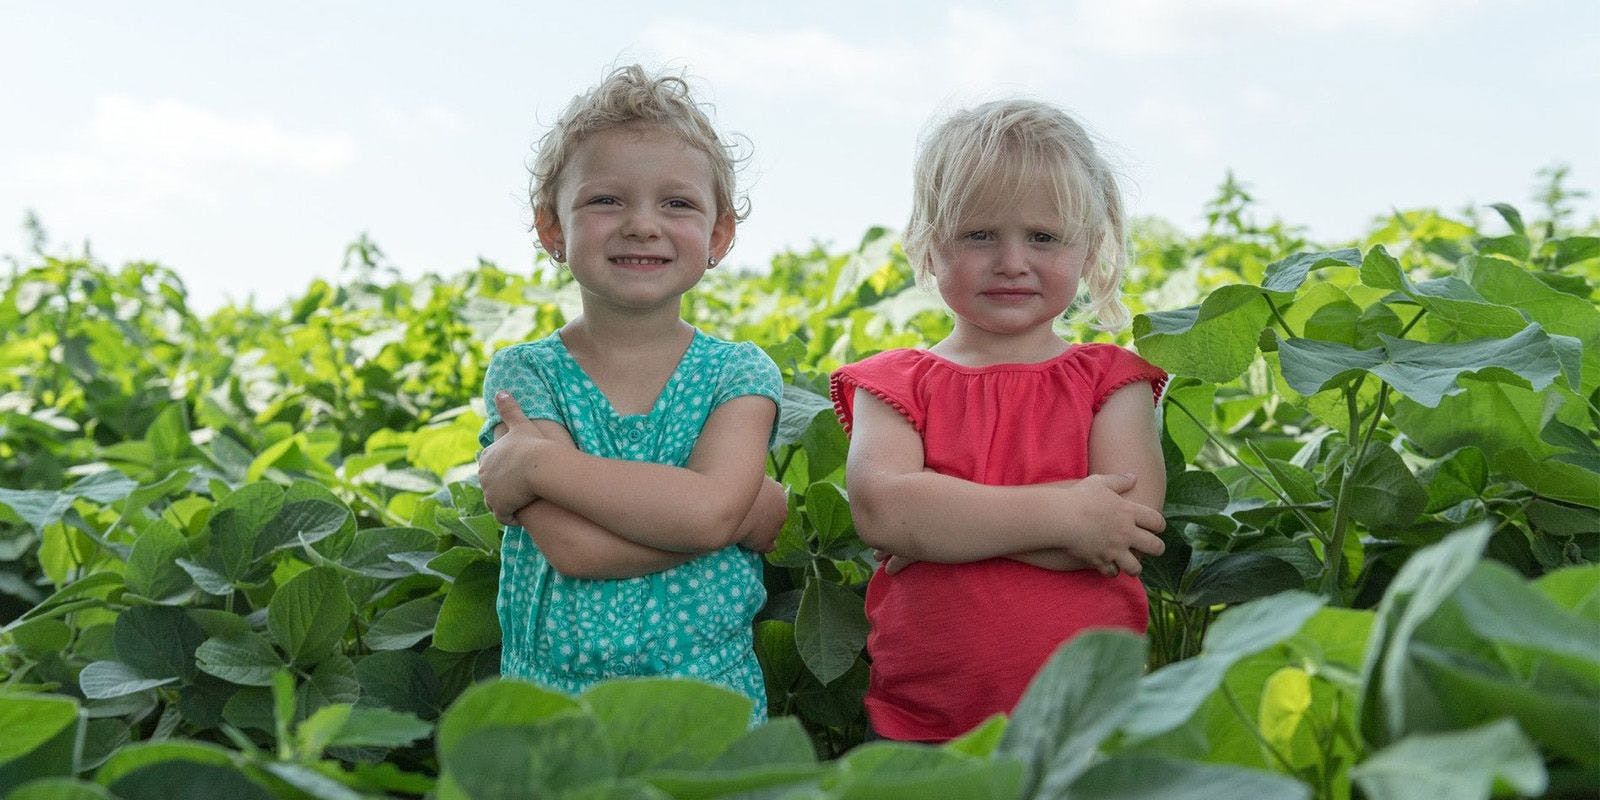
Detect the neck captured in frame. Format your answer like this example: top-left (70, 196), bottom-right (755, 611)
top-left (932, 320), bottom-right (1069, 367)
top-left (564, 303), bottom-right (693, 356)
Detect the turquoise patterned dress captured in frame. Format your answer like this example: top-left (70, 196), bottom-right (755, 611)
top-left (478, 329), bottom-right (781, 719)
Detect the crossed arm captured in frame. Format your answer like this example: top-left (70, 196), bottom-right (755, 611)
top-left (479, 391), bottom-right (786, 580)
top-left (844, 383), bottom-right (1167, 577)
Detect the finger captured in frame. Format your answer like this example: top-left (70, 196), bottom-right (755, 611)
top-left (1134, 531), bottom-right (1166, 557)
top-left (1093, 472), bottom-right (1136, 494)
top-left (1115, 552), bottom-right (1143, 577)
top-left (1099, 562), bottom-right (1120, 578)
top-left (494, 391), bottom-right (532, 427)
top-left (1136, 505), bottom-right (1166, 533)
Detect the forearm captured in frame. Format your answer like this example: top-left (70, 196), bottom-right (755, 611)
top-left (513, 501), bottom-right (695, 580)
top-left (520, 442), bottom-right (761, 553)
top-left (1005, 549), bottom-right (1094, 571)
top-left (850, 471), bottom-right (1085, 562)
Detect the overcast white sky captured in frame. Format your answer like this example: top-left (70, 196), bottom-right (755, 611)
top-left (3, 1), bottom-right (1597, 311)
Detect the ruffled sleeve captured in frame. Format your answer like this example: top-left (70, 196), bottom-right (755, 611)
top-left (1081, 344), bottom-right (1169, 412)
top-left (478, 341), bottom-right (565, 447)
top-left (829, 350), bottom-right (926, 436)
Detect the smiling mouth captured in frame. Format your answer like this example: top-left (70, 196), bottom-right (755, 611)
top-left (611, 257), bottom-right (671, 266)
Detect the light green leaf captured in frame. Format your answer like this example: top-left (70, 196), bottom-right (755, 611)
top-left (1260, 248), bottom-right (1361, 294)
top-left (583, 678), bottom-right (752, 774)
top-left (833, 742), bottom-right (1023, 800)
top-left (1351, 719), bottom-right (1545, 800)
top-left (999, 630), bottom-right (1144, 798)
top-left (4, 777), bottom-right (117, 800)
top-left (78, 661), bottom-right (177, 700)
top-left (804, 482), bottom-right (853, 550)
top-left (435, 680), bottom-right (581, 763)
top-left (442, 720), bottom-right (614, 800)
top-left (1134, 285), bottom-right (1271, 383)
top-left (776, 384), bottom-right (834, 450)
top-left (0, 694), bottom-right (79, 764)
top-left (194, 632), bottom-right (283, 687)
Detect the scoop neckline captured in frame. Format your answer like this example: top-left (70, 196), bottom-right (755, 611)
top-left (550, 328), bottom-right (705, 421)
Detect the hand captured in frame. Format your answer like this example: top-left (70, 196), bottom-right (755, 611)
top-left (478, 391), bottom-right (549, 525)
top-left (737, 478), bottom-right (788, 553)
top-left (1058, 473), bottom-right (1166, 578)
top-left (876, 549), bottom-right (918, 575)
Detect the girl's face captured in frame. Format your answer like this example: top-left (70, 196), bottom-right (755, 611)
top-left (928, 179), bottom-right (1088, 342)
top-left (536, 124), bottom-right (733, 317)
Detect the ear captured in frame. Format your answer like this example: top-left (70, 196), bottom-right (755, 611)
top-left (708, 211), bottom-right (736, 267)
top-left (534, 206), bottom-right (565, 258)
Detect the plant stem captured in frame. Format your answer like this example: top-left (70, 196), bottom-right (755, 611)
top-left (1264, 294), bottom-right (1295, 339)
top-left (1167, 396), bottom-right (1328, 542)
top-left (1221, 683), bottom-right (1299, 776)
top-left (1321, 389), bottom-right (1362, 602)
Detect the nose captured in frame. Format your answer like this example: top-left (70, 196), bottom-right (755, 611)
top-left (621, 206), bottom-right (661, 240)
top-left (993, 240), bottom-right (1029, 277)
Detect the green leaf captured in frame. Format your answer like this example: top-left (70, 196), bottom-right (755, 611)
top-left (1124, 592), bottom-right (1326, 742)
top-left (1134, 285), bottom-right (1271, 383)
top-left (1421, 447), bottom-right (1487, 512)
top-left (1487, 203), bottom-right (1526, 236)
top-left (1180, 552), bottom-right (1306, 606)
top-left (804, 482), bottom-right (854, 550)
top-left (4, 778), bottom-right (117, 800)
top-left (79, 661), bottom-right (178, 700)
top-left (357, 650), bottom-right (442, 719)
top-left (708, 716), bottom-right (817, 769)
top-left (433, 560), bottom-right (500, 652)
top-left (267, 567), bottom-right (353, 666)
top-left (832, 742), bottom-right (1022, 800)
top-left (1345, 445), bottom-right (1426, 529)
top-left (1351, 719), bottom-right (1545, 800)
top-left (1276, 338), bottom-right (1382, 396)
top-left (442, 720), bottom-right (614, 800)
top-left (1498, 448), bottom-right (1600, 507)
top-left (998, 631), bottom-right (1144, 798)
top-left (366, 596), bottom-right (442, 651)
top-left (254, 500), bottom-right (349, 556)
top-left (339, 527), bottom-right (439, 579)
top-left (1555, 236), bottom-right (1600, 268)
top-left (91, 741), bottom-right (235, 786)
top-left (436, 680), bottom-right (581, 764)
top-left (124, 521), bottom-right (191, 602)
top-left (583, 678), bottom-right (752, 774)
top-left (1259, 248), bottom-right (1360, 294)
top-left (1389, 378), bottom-right (1548, 460)
top-left (203, 482), bottom-right (284, 581)
top-left (296, 704), bottom-right (432, 755)
top-left (107, 762), bottom-right (273, 800)
top-left (1069, 754), bottom-right (1310, 800)
top-left (113, 606), bottom-right (205, 681)
top-left (1453, 560), bottom-right (1600, 673)
top-left (944, 715), bottom-right (1007, 759)
top-left (194, 632), bottom-right (283, 687)
top-left (794, 576), bottom-right (868, 684)
top-left (0, 694), bottom-right (79, 764)
top-left (1359, 523), bottom-right (1492, 747)
top-left (0, 489), bottom-right (73, 535)
top-left (776, 384), bottom-right (834, 450)
top-left (1536, 564), bottom-right (1600, 619)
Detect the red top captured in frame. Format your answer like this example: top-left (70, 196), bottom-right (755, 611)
top-left (830, 344), bottom-right (1167, 742)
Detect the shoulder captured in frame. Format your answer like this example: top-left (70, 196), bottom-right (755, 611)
top-left (694, 334), bottom-right (782, 405)
top-left (1064, 343), bottom-right (1168, 409)
top-left (829, 349), bottom-right (938, 435)
top-left (486, 335), bottom-right (564, 375)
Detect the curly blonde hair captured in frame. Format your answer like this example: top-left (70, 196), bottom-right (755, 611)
top-left (904, 99), bottom-right (1129, 330)
top-left (530, 65), bottom-right (748, 237)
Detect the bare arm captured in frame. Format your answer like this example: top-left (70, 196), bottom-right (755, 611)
top-left (845, 388), bottom-right (1165, 574)
top-left (490, 420), bottom-right (786, 579)
top-left (480, 392), bottom-right (778, 553)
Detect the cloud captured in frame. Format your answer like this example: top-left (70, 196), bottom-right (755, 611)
top-left (10, 96), bottom-right (356, 207)
top-left (1062, 0), bottom-right (1483, 56)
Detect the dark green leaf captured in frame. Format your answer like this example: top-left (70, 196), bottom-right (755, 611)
top-left (1346, 445), bottom-right (1426, 529)
top-left (1070, 754), bottom-right (1310, 800)
top-left (776, 385), bottom-right (834, 450)
top-left (433, 560), bottom-right (499, 652)
top-left (254, 500), bottom-right (348, 556)
top-left (108, 762), bottom-right (273, 800)
top-left (794, 576), bottom-right (867, 684)
top-left (267, 567), bottom-right (353, 666)
top-left (113, 606), bottom-right (205, 681)
top-left (442, 720), bottom-right (613, 799)
top-left (1259, 248), bottom-right (1360, 294)
top-left (366, 596), bottom-right (442, 651)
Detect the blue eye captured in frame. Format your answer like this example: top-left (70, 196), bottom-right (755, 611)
top-left (1030, 232), bottom-right (1060, 244)
top-left (964, 230), bottom-right (994, 241)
